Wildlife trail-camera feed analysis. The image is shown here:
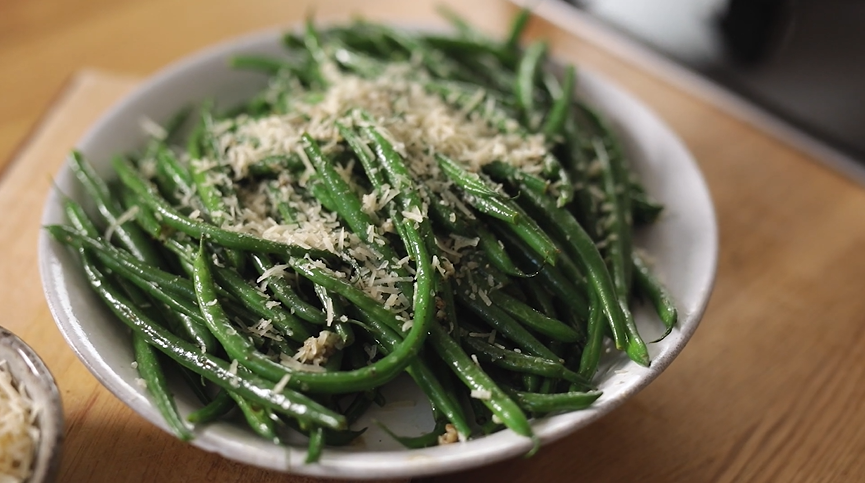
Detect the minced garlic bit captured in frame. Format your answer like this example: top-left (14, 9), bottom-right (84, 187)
top-left (0, 360), bottom-right (37, 482)
top-left (293, 331), bottom-right (340, 366)
top-left (437, 423), bottom-right (459, 445)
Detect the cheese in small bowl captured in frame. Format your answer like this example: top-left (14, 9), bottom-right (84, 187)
top-left (0, 328), bottom-right (63, 483)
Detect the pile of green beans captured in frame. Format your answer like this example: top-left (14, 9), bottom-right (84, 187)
top-left (47, 8), bottom-right (677, 462)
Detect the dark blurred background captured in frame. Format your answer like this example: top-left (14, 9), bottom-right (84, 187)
top-left (569, 0), bottom-right (865, 164)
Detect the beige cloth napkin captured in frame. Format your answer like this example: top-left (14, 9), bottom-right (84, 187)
top-left (0, 69), bottom-right (408, 483)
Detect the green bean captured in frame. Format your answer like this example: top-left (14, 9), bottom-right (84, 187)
top-left (211, 264), bottom-right (313, 342)
top-left (454, 285), bottom-right (560, 361)
top-left (65, 198), bottom-right (220, 361)
top-left (306, 178), bottom-right (339, 213)
top-left (329, 41), bottom-right (387, 78)
top-left (67, 212), bottom-right (215, 350)
top-left (312, 284), bottom-right (354, 347)
top-left (521, 280), bottom-right (558, 319)
top-left (189, 242), bottom-right (434, 394)
top-left (354, 312), bottom-right (472, 439)
top-left (594, 138), bottom-right (632, 296)
top-left (542, 154), bottom-right (575, 208)
top-left (301, 134), bottom-right (398, 262)
top-left (69, 151), bottom-right (164, 266)
top-left (358, 123), bottom-right (442, 324)
top-left (522, 374), bottom-right (541, 393)
top-left (475, 225), bottom-right (527, 277)
top-left (561, 116), bottom-right (599, 240)
top-left (424, 81), bottom-right (519, 133)
top-left (339, 123), bottom-right (419, 288)
top-left (118, 188), bottom-right (163, 239)
top-left (483, 161), bottom-right (548, 195)
top-left (303, 17), bottom-right (330, 67)
top-left (426, 187), bottom-right (476, 236)
top-left (482, 158), bottom-right (577, 226)
top-left (187, 391), bottom-right (235, 424)
top-left (436, 153), bottom-right (520, 224)
top-left (631, 190), bottom-right (664, 226)
top-left (74, 250), bottom-right (345, 430)
top-left (306, 427), bottom-right (325, 463)
top-left (50, 225), bottom-right (197, 299)
top-left (229, 389), bottom-right (280, 443)
top-left (493, 224), bottom-right (589, 318)
top-left (515, 41), bottom-right (547, 127)
top-left (189, 109), bottom-right (230, 224)
top-left (505, 388), bottom-right (603, 414)
top-left (115, 275), bottom-right (194, 442)
top-left (592, 138), bottom-right (648, 365)
top-left (502, 177), bottom-right (631, 356)
top-left (542, 65), bottom-right (576, 140)
top-left (342, 391), bottom-right (374, 426)
top-left (131, 331), bottom-right (193, 440)
top-left (376, 420), bottom-right (448, 449)
top-left (136, 277), bottom-right (217, 354)
top-left (327, 23), bottom-right (401, 60)
top-left (633, 252), bottom-right (677, 341)
top-left (578, 290), bottom-right (606, 381)
top-left (63, 202), bottom-right (191, 438)
top-left (247, 154), bottom-right (305, 178)
top-left (435, 5), bottom-right (481, 39)
top-left (427, 321), bottom-right (536, 448)
top-left (359, 121), bottom-right (425, 210)
top-left (230, 55), bottom-right (294, 75)
top-left (161, 105), bottom-right (193, 146)
top-left (66, 190), bottom-right (220, 354)
top-left (175, 362), bottom-right (214, 406)
top-left (502, 203), bottom-right (560, 266)
top-left (422, 33), bottom-right (515, 71)
top-left (250, 254), bottom-right (326, 325)
top-left (190, 105), bottom-right (247, 270)
top-left (505, 8), bottom-right (531, 51)
top-left (462, 336), bottom-right (587, 385)
top-left (487, 291), bottom-right (581, 343)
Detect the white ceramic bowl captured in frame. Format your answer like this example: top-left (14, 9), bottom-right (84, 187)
top-left (0, 327), bottom-right (64, 483)
top-left (37, 26), bottom-right (717, 480)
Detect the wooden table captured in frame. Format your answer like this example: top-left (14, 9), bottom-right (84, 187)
top-left (3, 0), bottom-right (865, 481)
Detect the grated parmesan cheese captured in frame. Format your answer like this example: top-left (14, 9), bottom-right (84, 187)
top-left (0, 361), bottom-right (37, 482)
top-left (104, 205), bottom-right (139, 244)
top-left (293, 331), bottom-right (340, 366)
top-left (437, 423), bottom-right (459, 445)
top-left (163, 60), bottom-right (556, 337)
top-left (273, 374), bottom-right (291, 394)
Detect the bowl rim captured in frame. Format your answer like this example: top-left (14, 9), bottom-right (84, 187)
top-left (0, 326), bottom-right (65, 483)
top-left (37, 24), bottom-right (717, 479)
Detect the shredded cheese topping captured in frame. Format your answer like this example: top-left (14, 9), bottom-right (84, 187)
top-left (165, 62), bottom-right (553, 324)
top-left (292, 331), bottom-right (341, 367)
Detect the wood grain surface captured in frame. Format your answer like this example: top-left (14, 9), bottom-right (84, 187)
top-left (3, 0), bottom-right (865, 482)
